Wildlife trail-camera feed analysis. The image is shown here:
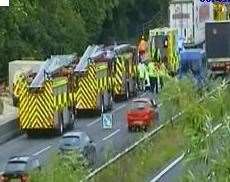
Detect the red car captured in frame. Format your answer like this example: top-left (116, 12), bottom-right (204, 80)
top-left (127, 98), bottom-right (157, 131)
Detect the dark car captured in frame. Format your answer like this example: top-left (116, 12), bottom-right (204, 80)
top-left (0, 155), bottom-right (41, 182)
top-left (58, 131), bottom-right (96, 166)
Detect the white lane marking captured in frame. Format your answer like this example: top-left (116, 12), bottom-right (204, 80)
top-left (112, 104), bottom-right (126, 113)
top-left (150, 153), bottom-right (185, 182)
top-left (87, 118), bottom-right (101, 127)
top-left (102, 129), bottom-right (120, 141)
top-left (87, 104), bottom-right (127, 127)
top-left (33, 145), bottom-right (52, 156)
top-left (86, 92), bottom-right (150, 128)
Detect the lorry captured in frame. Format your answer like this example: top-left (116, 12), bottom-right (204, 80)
top-left (169, 0), bottom-right (213, 47)
top-left (14, 55), bottom-right (78, 136)
top-left (205, 20), bottom-right (230, 76)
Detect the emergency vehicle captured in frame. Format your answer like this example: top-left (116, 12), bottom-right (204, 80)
top-left (13, 55), bottom-right (78, 136)
top-left (149, 27), bottom-right (179, 76)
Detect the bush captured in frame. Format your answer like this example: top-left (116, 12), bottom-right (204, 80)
top-left (31, 151), bottom-right (90, 182)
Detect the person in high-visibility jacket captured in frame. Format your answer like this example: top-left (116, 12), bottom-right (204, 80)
top-left (137, 61), bottom-right (147, 91)
top-left (148, 61), bottom-right (158, 94)
top-left (138, 36), bottom-right (148, 60)
top-left (144, 61), bottom-right (150, 91)
top-left (158, 62), bottom-right (168, 90)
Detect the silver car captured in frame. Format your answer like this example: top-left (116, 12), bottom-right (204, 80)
top-left (0, 155), bottom-right (41, 182)
top-left (58, 131), bottom-right (96, 166)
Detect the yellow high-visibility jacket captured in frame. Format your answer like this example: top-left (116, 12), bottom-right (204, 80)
top-left (148, 62), bottom-right (157, 77)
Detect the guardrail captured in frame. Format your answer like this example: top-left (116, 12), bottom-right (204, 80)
top-left (82, 81), bottom-right (228, 181)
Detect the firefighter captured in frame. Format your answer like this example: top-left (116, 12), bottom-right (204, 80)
top-left (148, 60), bottom-right (158, 94)
top-left (138, 36), bottom-right (148, 61)
top-left (137, 60), bottom-right (146, 91)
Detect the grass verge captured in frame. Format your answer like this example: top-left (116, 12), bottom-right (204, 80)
top-left (90, 123), bottom-right (185, 182)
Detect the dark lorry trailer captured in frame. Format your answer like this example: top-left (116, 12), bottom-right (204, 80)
top-left (205, 21), bottom-right (230, 76)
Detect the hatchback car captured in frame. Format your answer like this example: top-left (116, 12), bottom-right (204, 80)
top-left (127, 98), bottom-right (158, 131)
top-left (58, 131), bottom-right (96, 166)
top-left (0, 155), bottom-right (41, 182)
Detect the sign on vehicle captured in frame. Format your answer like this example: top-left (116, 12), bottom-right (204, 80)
top-left (102, 113), bottom-right (113, 129)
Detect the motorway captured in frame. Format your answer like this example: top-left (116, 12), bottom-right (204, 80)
top-left (0, 92), bottom-right (158, 174)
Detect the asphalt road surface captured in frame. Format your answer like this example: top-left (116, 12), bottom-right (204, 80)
top-left (0, 91), bottom-right (159, 173)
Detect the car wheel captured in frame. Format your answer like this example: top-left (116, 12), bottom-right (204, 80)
top-left (68, 113), bottom-right (76, 130)
top-left (144, 125), bottom-right (148, 132)
top-left (128, 126), bottom-right (132, 132)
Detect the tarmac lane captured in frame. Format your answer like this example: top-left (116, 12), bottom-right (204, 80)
top-left (0, 92), bottom-right (154, 172)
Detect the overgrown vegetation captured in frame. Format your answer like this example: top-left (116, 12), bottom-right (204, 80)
top-left (31, 151), bottom-right (90, 182)
top-left (0, 0), bottom-right (169, 80)
top-left (180, 80), bottom-right (230, 181)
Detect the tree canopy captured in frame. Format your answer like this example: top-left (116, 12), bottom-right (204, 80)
top-left (0, 0), bottom-right (169, 80)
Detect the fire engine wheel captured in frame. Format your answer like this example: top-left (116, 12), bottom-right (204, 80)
top-left (57, 112), bottom-right (64, 136)
top-left (68, 113), bottom-right (76, 130)
top-left (133, 82), bottom-right (138, 97)
top-left (56, 120), bottom-right (64, 136)
top-left (107, 94), bottom-right (113, 111)
top-left (101, 100), bottom-right (104, 113)
top-left (125, 84), bottom-right (130, 100)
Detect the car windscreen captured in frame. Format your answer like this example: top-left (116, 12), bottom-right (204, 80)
top-left (5, 161), bottom-right (27, 172)
top-left (129, 101), bottom-right (148, 110)
top-left (60, 136), bottom-right (81, 146)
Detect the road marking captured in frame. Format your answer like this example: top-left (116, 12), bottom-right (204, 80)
top-left (112, 104), bottom-right (126, 113)
top-left (86, 92), bottom-right (149, 128)
top-left (87, 118), bottom-right (101, 127)
top-left (150, 153), bottom-right (185, 182)
top-left (33, 145), bottom-right (52, 156)
top-left (102, 129), bottom-right (120, 141)
top-left (87, 104), bottom-right (127, 127)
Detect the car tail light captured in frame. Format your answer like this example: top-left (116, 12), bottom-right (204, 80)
top-left (21, 175), bottom-right (28, 182)
top-left (0, 176), bottom-right (8, 182)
